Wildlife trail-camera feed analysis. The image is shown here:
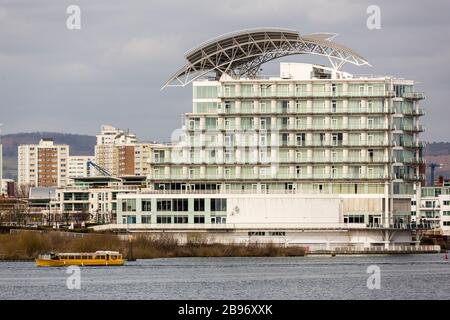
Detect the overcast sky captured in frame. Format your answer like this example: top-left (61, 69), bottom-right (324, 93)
top-left (0, 0), bottom-right (449, 142)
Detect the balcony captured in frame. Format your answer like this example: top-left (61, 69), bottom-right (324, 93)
top-left (402, 92), bottom-right (425, 100)
top-left (218, 90), bottom-right (394, 99)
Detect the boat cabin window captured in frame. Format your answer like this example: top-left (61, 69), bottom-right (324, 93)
top-left (75, 256), bottom-right (81, 260)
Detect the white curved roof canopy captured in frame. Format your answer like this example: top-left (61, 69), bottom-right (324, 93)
top-left (162, 28), bottom-right (370, 89)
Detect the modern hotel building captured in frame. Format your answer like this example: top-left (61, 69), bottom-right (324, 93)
top-left (92, 29), bottom-right (429, 250)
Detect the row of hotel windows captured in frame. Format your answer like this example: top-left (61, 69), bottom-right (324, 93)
top-left (188, 119), bottom-right (389, 132)
top-left (180, 133), bottom-right (387, 149)
top-left (194, 99), bottom-right (388, 113)
top-left (124, 215), bottom-right (226, 224)
top-left (193, 84), bottom-right (389, 99)
top-left (248, 231), bottom-right (286, 236)
top-left (121, 198), bottom-right (227, 212)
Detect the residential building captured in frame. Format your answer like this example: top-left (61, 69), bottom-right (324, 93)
top-left (18, 139), bottom-right (70, 188)
top-left (412, 186), bottom-right (450, 236)
top-left (94, 125), bottom-right (137, 175)
top-left (52, 176), bottom-right (145, 224)
top-left (68, 155), bottom-right (94, 180)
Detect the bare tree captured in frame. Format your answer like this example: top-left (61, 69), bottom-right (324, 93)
top-left (15, 184), bottom-right (31, 199)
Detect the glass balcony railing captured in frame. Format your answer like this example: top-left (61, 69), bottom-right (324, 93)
top-left (218, 90), bottom-right (393, 99)
top-left (402, 92), bottom-right (425, 100)
top-left (149, 172), bottom-right (391, 181)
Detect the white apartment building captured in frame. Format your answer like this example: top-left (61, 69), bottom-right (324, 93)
top-left (94, 125), bottom-right (137, 175)
top-left (411, 185), bottom-right (450, 236)
top-left (52, 176), bottom-right (144, 224)
top-left (18, 139), bottom-right (70, 188)
top-left (68, 155), bottom-right (94, 180)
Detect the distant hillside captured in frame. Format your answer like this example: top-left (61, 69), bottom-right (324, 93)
top-left (423, 142), bottom-right (450, 183)
top-left (424, 142), bottom-right (450, 156)
top-left (2, 132), bottom-right (95, 180)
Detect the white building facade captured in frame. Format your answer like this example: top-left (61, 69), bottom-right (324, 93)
top-left (94, 125), bottom-right (137, 175)
top-left (18, 139), bottom-right (70, 188)
top-left (412, 185), bottom-right (450, 236)
top-left (92, 29), bottom-right (431, 250)
top-left (68, 155), bottom-right (94, 180)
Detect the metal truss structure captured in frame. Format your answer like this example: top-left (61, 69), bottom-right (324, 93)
top-left (162, 28), bottom-right (370, 89)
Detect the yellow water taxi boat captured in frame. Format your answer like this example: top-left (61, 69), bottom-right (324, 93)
top-left (35, 251), bottom-right (124, 267)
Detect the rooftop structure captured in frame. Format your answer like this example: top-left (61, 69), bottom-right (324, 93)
top-left (163, 28), bottom-right (370, 89)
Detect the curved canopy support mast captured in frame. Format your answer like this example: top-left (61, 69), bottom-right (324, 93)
top-left (162, 28), bottom-right (371, 90)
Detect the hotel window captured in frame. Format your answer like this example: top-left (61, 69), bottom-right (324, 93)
top-left (173, 215), bottom-right (188, 224)
top-left (281, 101), bottom-right (289, 113)
top-left (194, 198), bottom-right (205, 211)
top-left (125, 216), bottom-right (136, 224)
top-left (225, 134), bottom-right (234, 147)
top-left (295, 100), bottom-right (304, 112)
top-left (331, 84), bottom-right (337, 96)
top-left (260, 101), bottom-right (268, 113)
top-left (344, 215), bottom-right (365, 223)
top-left (224, 150), bottom-right (233, 163)
top-left (122, 199), bottom-right (136, 212)
top-left (141, 216), bottom-right (151, 224)
top-left (296, 133), bottom-right (305, 146)
top-left (209, 150), bottom-right (216, 163)
top-left (260, 84), bottom-right (270, 97)
top-left (248, 231), bottom-right (265, 236)
top-left (269, 232), bottom-right (286, 236)
top-left (281, 117), bottom-right (289, 129)
top-left (443, 201), bottom-right (450, 206)
top-left (157, 199), bottom-right (172, 211)
top-left (295, 166), bottom-right (302, 178)
top-left (359, 85), bottom-right (365, 95)
top-left (172, 199), bottom-right (188, 212)
top-left (332, 133), bottom-right (343, 146)
top-left (142, 200), bottom-right (152, 212)
top-left (211, 216), bottom-right (226, 224)
top-left (281, 133), bottom-right (289, 146)
top-left (259, 133), bottom-right (267, 147)
top-left (156, 216), bottom-right (172, 224)
top-left (211, 198), bottom-right (227, 212)
top-left (331, 100), bottom-right (337, 112)
top-left (331, 166), bottom-right (337, 178)
top-left (194, 216), bottom-right (205, 224)
top-left (154, 151), bottom-right (164, 163)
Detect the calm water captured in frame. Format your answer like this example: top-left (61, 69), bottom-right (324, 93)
top-left (0, 254), bottom-right (449, 300)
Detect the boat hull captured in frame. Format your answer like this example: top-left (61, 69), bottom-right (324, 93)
top-left (35, 258), bottom-right (124, 267)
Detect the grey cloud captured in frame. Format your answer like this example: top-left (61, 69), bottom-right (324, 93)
top-left (0, 0), bottom-right (449, 142)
